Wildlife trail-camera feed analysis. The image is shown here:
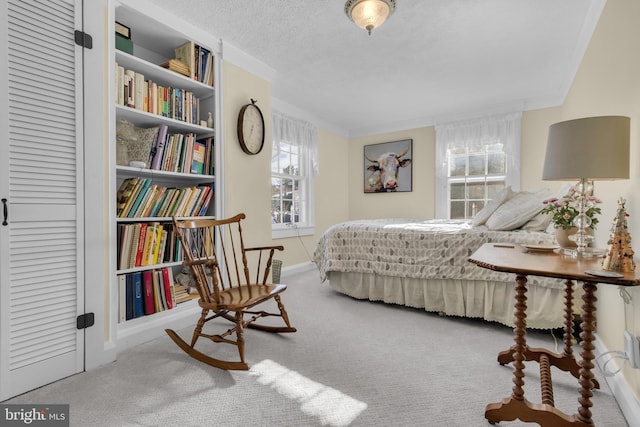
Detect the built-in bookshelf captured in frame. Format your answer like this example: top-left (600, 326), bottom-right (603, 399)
top-left (111, 3), bottom-right (221, 342)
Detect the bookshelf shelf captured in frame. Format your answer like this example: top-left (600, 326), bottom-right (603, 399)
top-left (111, 3), bottom-right (221, 341)
top-left (115, 50), bottom-right (214, 93)
top-left (116, 165), bottom-right (215, 183)
top-left (115, 105), bottom-right (214, 134)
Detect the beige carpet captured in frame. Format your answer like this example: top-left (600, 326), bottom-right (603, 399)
top-left (4, 267), bottom-right (629, 426)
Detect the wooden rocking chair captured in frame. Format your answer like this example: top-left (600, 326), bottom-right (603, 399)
top-left (165, 213), bottom-right (296, 370)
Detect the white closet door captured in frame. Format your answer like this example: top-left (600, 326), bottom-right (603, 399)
top-left (0, 0), bottom-right (84, 400)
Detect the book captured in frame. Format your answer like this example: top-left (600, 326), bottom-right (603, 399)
top-left (152, 270), bottom-right (164, 312)
top-left (133, 184), bottom-right (157, 217)
top-left (160, 58), bottom-right (190, 77)
top-left (124, 69), bottom-right (135, 108)
top-left (141, 222), bottom-right (157, 266)
top-left (174, 41), bottom-right (195, 80)
top-left (127, 222), bottom-right (142, 269)
top-left (152, 223), bottom-right (164, 264)
top-left (116, 64), bottom-right (125, 105)
top-left (191, 141), bottom-right (206, 174)
top-left (116, 177), bottom-right (139, 216)
top-left (198, 185), bottom-right (214, 216)
top-left (157, 229), bottom-right (168, 264)
top-left (118, 224), bottom-right (132, 270)
top-left (150, 124), bottom-right (169, 170)
top-left (133, 223), bottom-right (147, 267)
top-left (126, 178), bottom-right (152, 218)
top-left (142, 270), bottom-right (155, 315)
top-left (160, 268), bottom-right (174, 309)
top-left (167, 267), bottom-right (177, 306)
top-left (134, 72), bottom-right (145, 110)
top-left (119, 178), bottom-right (147, 218)
top-left (118, 274), bottom-right (127, 323)
top-left (132, 271), bottom-right (144, 318)
top-left (125, 274), bottom-right (134, 320)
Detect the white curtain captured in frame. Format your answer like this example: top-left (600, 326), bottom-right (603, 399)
top-left (272, 110), bottom-right (319, 175)
top-left (434, 112), bottom-right (522, 218)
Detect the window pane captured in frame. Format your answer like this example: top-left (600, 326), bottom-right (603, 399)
top-left (487, 152), bottom-right (506, 174)
top-left (467, 182), bottom-right (485, 199)
top-left (450, 183), bottom-right (465, 200)
top-left (468, 154), bottom-right (485, 176)
top-left (450, 155), bottom-right (466, 177)
top-left (450, 201), bottom-right (466, 219)
top-left (469, 200), bottom-right (485, 217)
top-left (487, 182), bottom-right (505, 198)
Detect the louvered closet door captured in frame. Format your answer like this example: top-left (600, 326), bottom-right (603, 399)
top-left (0, 0), bottom-right (84, 400)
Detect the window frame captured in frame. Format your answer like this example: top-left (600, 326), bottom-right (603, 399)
top-left (435, 112), bottom-right (521, 219)
top-left (271, 115), bottom-right (316, 240)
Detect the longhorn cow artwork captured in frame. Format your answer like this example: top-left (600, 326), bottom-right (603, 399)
top-left (363, 139), bottom-right (413, 193)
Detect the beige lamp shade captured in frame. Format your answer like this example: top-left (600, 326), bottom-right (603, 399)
top-left (543, 116), bottom-right (630, 181)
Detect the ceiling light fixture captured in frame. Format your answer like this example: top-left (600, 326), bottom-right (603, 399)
top-left (345, 0), bottom-right (396, 36)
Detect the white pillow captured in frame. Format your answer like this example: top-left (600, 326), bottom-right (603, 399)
top-left (486, 189), bottom-right (550, 231)
top-left (521, 210), bottom-right (552, 232)
top-left (471, 186), bottom-right (513, 227)
top-left (522, 183), bottom-right (573, 232)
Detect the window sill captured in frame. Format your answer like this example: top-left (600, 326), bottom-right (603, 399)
top-left (272, 224), bottom-right (315, 240)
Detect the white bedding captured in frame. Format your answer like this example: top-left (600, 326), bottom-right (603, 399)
top-left (313, 219), bottom-right (572, 329)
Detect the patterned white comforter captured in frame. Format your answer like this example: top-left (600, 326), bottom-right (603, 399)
top-left (313, 218), bottom-right (564, 289)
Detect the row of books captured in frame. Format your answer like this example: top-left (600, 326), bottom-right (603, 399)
top-left (117, 222), bottom-right (184, 270)
top-left (149, 125), bottom-right (214, 175)
top-left (116, 177), bottom-right (214, 219)
top-left (173, 41), bottom-right (214, 86)
top-left (115, 63), bottom-right (201, 125)
top-left (118, 268), bottom-right (197, 322)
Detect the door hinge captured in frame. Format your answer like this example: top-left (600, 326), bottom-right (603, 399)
top-left (74, 30), bottom-right (93, 49)
top-left (77, 313), bottom-right (95, 329)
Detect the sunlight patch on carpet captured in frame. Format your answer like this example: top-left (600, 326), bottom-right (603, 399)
top-left (250, 359), bottom-right (367, 426)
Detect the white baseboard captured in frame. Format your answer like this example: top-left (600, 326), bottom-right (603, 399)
top-left (594, 334), bottom-right (640, 427)
top-left (281, 261), bottom-right (316, 278)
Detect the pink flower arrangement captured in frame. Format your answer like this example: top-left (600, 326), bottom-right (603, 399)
top-left (541, 186), bottom-right (602, 230)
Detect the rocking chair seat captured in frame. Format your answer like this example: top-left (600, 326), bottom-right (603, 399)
top-left (202, 283), bottom-right (287, 311)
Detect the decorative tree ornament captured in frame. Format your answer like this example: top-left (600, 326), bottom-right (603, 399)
top-left (602, 198), bottom-right (635, 272)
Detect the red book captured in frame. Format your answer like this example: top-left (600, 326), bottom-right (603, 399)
top-left (142, 270), bottom-right (155, 315)
top-left (161, 268), bottom-right (174, 309)
top-left (134, 223), bottom-right (148, 267)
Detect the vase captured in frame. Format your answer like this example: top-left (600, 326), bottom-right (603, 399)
top-left (555, 227), bottom-right (592, 248)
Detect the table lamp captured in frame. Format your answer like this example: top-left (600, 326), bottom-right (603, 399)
top-left (542, 116), bottom-right (630, 258)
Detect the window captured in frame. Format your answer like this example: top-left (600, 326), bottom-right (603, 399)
top-left (271, 111), bottom-right (318, 238)
top-left (435, 112), bottom-right (521, 219)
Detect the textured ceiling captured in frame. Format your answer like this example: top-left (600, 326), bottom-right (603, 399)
top-left (150, 0), bottom-right (605, 137)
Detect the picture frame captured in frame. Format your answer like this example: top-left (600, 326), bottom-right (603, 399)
top-left (363, 139), bottom-right (413, 193)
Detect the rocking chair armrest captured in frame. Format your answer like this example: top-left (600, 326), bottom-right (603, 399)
top-left (183, 258), bottom-right (216, 268)
top-left (245, 245), bottom-right (284, 252)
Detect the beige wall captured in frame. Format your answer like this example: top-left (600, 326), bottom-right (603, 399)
top-left (558, 0), bottom-right (640, 402)
top-left (222, 62), bottom-right (350, 269)
top-left (348, 127), bottom-right (436, 219)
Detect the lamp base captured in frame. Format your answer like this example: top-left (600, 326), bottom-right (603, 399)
top-left (560, 247), bottom-right (604, 259)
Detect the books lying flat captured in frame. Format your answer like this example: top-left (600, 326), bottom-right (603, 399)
top-left (160, 58), bottom-right (190, 77)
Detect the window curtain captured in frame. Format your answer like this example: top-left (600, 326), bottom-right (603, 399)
top-left (272, 110), bottom-right (319, 176)
top-left (434, 112), bottom-right (522, 218)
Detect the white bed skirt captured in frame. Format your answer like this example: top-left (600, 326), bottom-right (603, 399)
top-left (326, 271), bottom-right (574, 330)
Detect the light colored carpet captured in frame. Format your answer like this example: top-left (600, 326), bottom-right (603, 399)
top-left (5, 268), bottom-right (629, 426)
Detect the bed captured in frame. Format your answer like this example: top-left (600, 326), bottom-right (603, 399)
top-left (313, 218), bottom-right (574, 329)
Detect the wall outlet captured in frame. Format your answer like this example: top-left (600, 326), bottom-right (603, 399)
top-left (624, 330), bottom-right (640, 369)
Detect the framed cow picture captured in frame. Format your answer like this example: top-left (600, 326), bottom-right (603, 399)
top-left (363, 139), bottom-right (413, 193)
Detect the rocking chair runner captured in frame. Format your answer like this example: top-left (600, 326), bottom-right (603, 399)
top-left (165, 213), bottom-right (296, 370)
